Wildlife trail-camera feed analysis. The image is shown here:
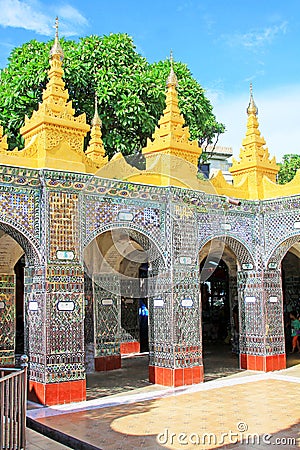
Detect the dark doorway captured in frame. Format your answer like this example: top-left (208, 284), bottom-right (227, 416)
top-left (138, 263), bottom-right (149, 352)
top-left (200, 258), bottom-right (241, 380)
top-left (201, 259), bottom-right (230, 344)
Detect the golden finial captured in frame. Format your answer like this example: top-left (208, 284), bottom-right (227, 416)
top-left (170, 50), bottom-right (173, 67)
top-left (247, 82), bottom-right (258, 116)
top-left (166, 49), bottom-right (178, 87)
top-left (50, 16), bottom-right (64, 60)
top-left (55, 16), bottom-right (59, 39)
top-left (91, 94), bottom-right (102, 127)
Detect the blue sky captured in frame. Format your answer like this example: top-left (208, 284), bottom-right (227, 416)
top-left (0, 0), bottom-right (299, 162)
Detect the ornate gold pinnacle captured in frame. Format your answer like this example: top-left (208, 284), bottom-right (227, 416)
top-left (166, 50), bottom-right (178, 87)
top-left (247, 82), bottom-right (258, 116)
top-left (50, 16), bottom-right (64, 60)
top-left (91, 94), bottom-right (102, 127)
top-left (230, 83), bottom-right (279, 194)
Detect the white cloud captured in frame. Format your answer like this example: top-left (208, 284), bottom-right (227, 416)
top-left (224, 21), bottom-right (288, 50)
top-left (57, 4), bottom-right (87, 25)
top-left (0, 0), bottom-right (88, 37)
top-left (57, 4), bottom-right (88, 36)
top-left (209, 85), bottom-right (300, 163)
top-left (0, 0), bottom-right (52, 35)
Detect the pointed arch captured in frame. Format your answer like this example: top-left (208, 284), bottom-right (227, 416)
top-left (266, 234), bottom-right (300, 269)
top-left (198, 234), bottom-right (256, 270)
top-left (0, 221), bottom-right (41, 266)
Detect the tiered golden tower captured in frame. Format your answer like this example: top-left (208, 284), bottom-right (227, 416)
top-left (142, 53), bottom-right (201, 167)
top-left (0, 18), bottom-right (107, 173)
top-left (229, 84), bottom-right (279, 198)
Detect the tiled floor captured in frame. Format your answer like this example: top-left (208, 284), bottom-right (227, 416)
top-left (26, 350), bottom-right (300, 449)
top-left (27, 349), bottom-right (300, 450)
top-left (26, 428), bottom-right (70, 449)
top-left (30, 376), bottom-right (300, 449)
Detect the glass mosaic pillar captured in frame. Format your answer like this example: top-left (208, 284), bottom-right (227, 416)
top-left (0, 273), bottom-right (16, 366)
top-left (93, 274), bottom-right (121, 370)
top-left (26, 184), bottom-right (86, 406)
top-left (148, 196), bottom-right (203, 387)
top-left (229, 273), bottom-right (238, 351)
top-left (120, 295), bottom-right (140, 355)
top-left (148, 265), bottom-right (202, 386)
top-left (238, 269), bottom-right (286, 371)
top-left (25, 261), bottom-right (86, 405)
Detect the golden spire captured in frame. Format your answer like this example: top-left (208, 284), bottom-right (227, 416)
top-left (41, 16), bottom-right (68, 107)
top-left (142, 52), bottom-right (201, 167)
top-left (230, 83), bottom-right (279, 198)
top-left (166, 50), bottom-right (178, 87)
top-left (247, 82), bottom-right (258, 116)
top-left (0, 126), bottom-right (8, 153)
top-left (50, 17), bottom-right (64, 60)
top-left (91, 94), bottom-right (102, 127)
top-left (86, 94), bottom-right (107, 167)
top-left (18, 16), bottom-right (90, 172)
top-left (21, 15), bottom-right (89, 139)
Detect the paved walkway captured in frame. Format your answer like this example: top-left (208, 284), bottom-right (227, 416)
top-left (26, 351), bottom-right (300, 449)
top-left (26, 428), bottom-right (70, 449)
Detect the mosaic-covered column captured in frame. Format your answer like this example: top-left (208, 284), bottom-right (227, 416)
top-left (120, 292), bottom-right (140, 354)
top-left (93, 274), bottom-right (121, 371)
top-left (27, 180), bottom-right (86, 406)
top-left (148, 267), bottom-right (202, 387)
top-left (118, 263), bottom-right (142, 354)
top-left (238, 269), bottom-right (286, 371)
top-left (148, 198), bottom-right (203, 387)
top-left (0, 273), bottom-right (16, 366)
top-left (228, 273), bottom-right (238, 352)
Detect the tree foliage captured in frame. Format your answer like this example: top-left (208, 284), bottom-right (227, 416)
top-left (278, 154), bottom-right (300, 184)
top-left (0, 33), bottom-right (225, 159)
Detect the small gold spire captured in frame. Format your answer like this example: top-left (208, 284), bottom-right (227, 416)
top-left (50, 16), bottom-right (64, 60)
top-left (166, 50), bottom-right (178, 87)
top-left (247, 82), bottom-right (258, 116)
top-left (143, 49), bottom-right (200, 167)
top-left (86, 92), bottom-right (107, 165)
top-left (230, 82), bottom-right (279, 195)
top-left (0, 125), bottom-right (8, 153)
top-left (91, 94), bottom-right (102, 127)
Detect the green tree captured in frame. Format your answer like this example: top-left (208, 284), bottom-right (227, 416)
top-left (278, 154), bottom-right (300, 184)
top-left (0, 33), bottom-right (225, 160)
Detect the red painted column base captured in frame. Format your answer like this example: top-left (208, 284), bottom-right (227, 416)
top-left (240, 353), bottom-right (286, 371)
top-left (120, 341), bottom-right (140, 354)
top-left (94, 354), bottom-right (121, 371)
top-left (149, 365), bottom-right (204, 387)
top-left (28, 379), bottom-right (86, 406)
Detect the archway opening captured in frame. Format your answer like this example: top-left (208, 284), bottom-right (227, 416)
top-left (0, 229), bottom-right (27, 366)
top-left (83, 228), bottom-right (163, 398)
top-left (199, 240), bottom-right (243, 381)
top-left (282, 247), bottom-right (300, 366)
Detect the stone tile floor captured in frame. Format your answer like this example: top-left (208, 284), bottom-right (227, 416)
top-left (26, 428), bottom-right (70, 449)
top-left (26, 346), bottom-right (300, 449)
